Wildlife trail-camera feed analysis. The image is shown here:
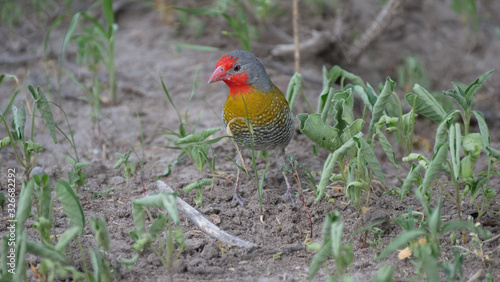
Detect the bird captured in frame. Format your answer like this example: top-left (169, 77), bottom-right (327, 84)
top-left (208, 50), bottom-right (295, 206)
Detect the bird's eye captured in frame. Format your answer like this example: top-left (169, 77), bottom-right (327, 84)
top-left (233, 65), bottom-right (241, 72)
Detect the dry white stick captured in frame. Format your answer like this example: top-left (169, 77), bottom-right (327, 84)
top-left (156, 180), bottom-right (257, 249)
top-left (293, 0), bottom-right (300, 73)
top-left (271, 30), bottom-right (330, 59)
top-left (346, 0), bottom-right (401, 61)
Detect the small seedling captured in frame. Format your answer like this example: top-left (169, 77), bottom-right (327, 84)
top-left (307, 210), bottom-right (355, 281)
top-left (113, 150), bottom-right (136, 188)
top-left (66, 156), bottom-right (89, 191)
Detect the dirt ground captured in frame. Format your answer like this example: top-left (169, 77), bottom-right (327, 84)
top-left (1, 0), bottom-right (500, 281)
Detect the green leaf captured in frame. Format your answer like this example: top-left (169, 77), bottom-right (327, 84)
top-left (0, 136), bottom-right (11, 150)
top-left (308, 239), bottom-right (333, 281)
top-left (0, 192), bottom-right (5, 211)
top-left (285, 72), bottom-right (302, 110)
top-left (434, 111), bottom-right (458, 153)
top-left (174, 134), bottom-right (201, 145)
top-left (375, 128), bottom-right (399, 168)
top-left (464, 69), bottom-right (494, 104)
top-left (422, 144), bottom-right (449, 194)
top-left (441, 220), bottom-right (490, 238)
top-left (132, 193), bottom-right (180, 237)
top-left (330, 220), bottom-right (344, 258)
top-left (332, 90), bottom-right (355, 133)
top-left (149, 213), bottom-right (167, 237)
top-left (354, 136), bottom-right (385, 186)
top-left (120, 254), bottom-right (139, 270)
top-left (473, 110), bottom-right (490, 150)
top-left (449, 123), bottom-right (461, 180)
top-left (44, 15), bottom-right (63, 54)
top-left (183, 178), bottom-right (212, 193)
top-left (102, 0), bottom-right (115, 31)
top-left (168, 42), bottom-right (220, 52)
top-left (399, 164), bottom-right (423, 201)
top-left (13, 233), bottom-right (26, 282)
top-left (172, 7), bottom-right (221, 16)
top-left (36, 174), bottom-right (52, 223)
top-left (443, 86), bottom-right (467, 110)
top-left (322, 65), bottom-right (342, 90)
top-left (297, 113), bottom-right (340, 152)
top-left (428, 200), bottom-right (442, 237)
top-left (315, 133), bottom-right (361, 202)
top-left (369, 77), bottom-right (396, 132)
top-left (462, 133), bottom-right (483, 162)
top-left (407, 84), bottom-right (447, 122)
top-left (16, 179), bottom-right (34, 226)
top-left (377, 229), bottom-right (427, 260)
top-left (199, 127), bottom-right (221, 140)
top-left (55, 179), bottom-right (85, 234)
top-left (113, 150), bottom-right (131, 169)
top-left (373, 265), bottom-right (394, 282)
top-left (486, 146), bottom-right (500, 161)
top-left (90, 217), bottom-right (111, 251)
top-left (341, 68), bottom-right (365, 87)
top-left (54, 226), bottom-right (81, 253)
top-left (29, 86), bottom-right (58, 143)
top-left (61, 13), bottom-right (80, 72)
top-left (11, 104), bottom-right (26, 140)
top-left (353, 85), bottom-right (374, 111)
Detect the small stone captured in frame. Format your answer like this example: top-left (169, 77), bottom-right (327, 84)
top-left (174, 258), bottom-right (187, 273)
top-left (146, 253), bottom-right (161, 266)
top-left (232, 216), bottom-right (241, 225)
top-left (184, 238), bottom-right (206, 252)
top-left (110, 176), bottom-right (126, 185)
top-left (201, 244), bottom-right (219, 260)
top-left (30, 166), bottom-right (46, 178)
top-left (209, 214), bottom-right (221, 224)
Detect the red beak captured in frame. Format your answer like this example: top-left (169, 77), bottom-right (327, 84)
top-left (208, 65), bottom-right (227, 84)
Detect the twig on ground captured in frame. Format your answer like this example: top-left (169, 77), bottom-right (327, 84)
top-left (293, 0), bottom-right (300, 73)
top-left (345, 0), bottom-right (401, 62)
top-left (156, 180), bottom-right (257, 249)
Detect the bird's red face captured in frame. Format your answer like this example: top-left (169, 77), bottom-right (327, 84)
top-left (208, 54), bottom-right (251, 96)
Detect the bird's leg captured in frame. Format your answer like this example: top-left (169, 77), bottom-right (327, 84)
top-left (233, 161), bottom-right (247, 206)
top-left (282, 171), bottom-right (295, 204)
top-left (277, 149), bottom-right (295, 204)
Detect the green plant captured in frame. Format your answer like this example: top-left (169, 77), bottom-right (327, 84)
top-left (0, 177), bottom-right (85, 281)
top-left (400, 70), bottom-right (498, 225)
top-left (0, 80), bottom-right (58, 180)
top-left (298, 69), bottom-right (401, 227)
top-left (88, 217), bottom-right (112, 281)
top-left (128, 193), bottom-right (186, 280)
top-left (397, 56), bottom-right (430, 93)
top-left (159, 75), bottom-right (223, 192)
top-left (0, 0), bottom-right (22, 26)
top-left (366, 227), bottom-right (384, 251)
top-left (173, 0), bottom-right (254, 51)
top-left (307, 210), bottom-right (354, 281)
top-left (451, 0), bottom-right (478, 29)
top-left (378, 192), bottom-right (491, 281)
top-left (66, 156), bottom-right (89, 191)
top-left (113, 150), bottom-right (136, 187)
top-left (183, 178), bottom-right (213, 206)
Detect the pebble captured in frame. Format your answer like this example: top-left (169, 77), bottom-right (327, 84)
top-left (201, 244), bottom-right (219, 260)
top-left (110, 176), bottom-right (126, 185)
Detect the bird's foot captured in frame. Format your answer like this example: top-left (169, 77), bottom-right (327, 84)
top-left (233, 193), bottom-right (247, 207)
top-left (282, 171), bottom-right (296, 204)
top-left (283, 190), bottom-right (296, 205)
